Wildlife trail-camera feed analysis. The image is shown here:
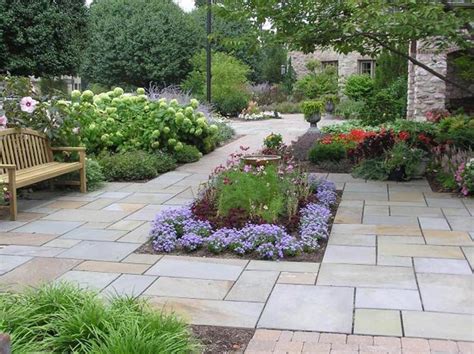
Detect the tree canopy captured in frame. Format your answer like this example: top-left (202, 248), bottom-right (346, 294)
top-left (0, 0), bottom-right (88, 77)
top-left (222, 0), bottom-right (473, 93)
top-left (81, 0), bottom-right (201, 88)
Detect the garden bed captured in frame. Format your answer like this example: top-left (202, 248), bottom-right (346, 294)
top-left (139, 145), bottom-right (340, 262)
top-left (191, 325), bottom-right (254, 354)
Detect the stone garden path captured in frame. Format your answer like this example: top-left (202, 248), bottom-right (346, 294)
top-left (1, 115), bottom-right (473, 353)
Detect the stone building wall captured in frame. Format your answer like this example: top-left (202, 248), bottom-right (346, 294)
top-left (406, 40), bottom-right (448, 120)
top-left (289, 50), bottom-right (374, 84)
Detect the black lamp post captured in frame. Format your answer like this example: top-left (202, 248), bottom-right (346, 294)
top-left (206, 0), bottom-right (212, 103)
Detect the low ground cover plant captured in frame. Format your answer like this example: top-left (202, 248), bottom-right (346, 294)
top-left (149, 149), bottom-right (337, 260)
top-left (0, 283), bottom-right (197, 353)
top-left (98, 151), bottom-right (176, 181)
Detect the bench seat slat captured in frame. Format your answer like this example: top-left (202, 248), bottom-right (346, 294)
top-left (0, 162), bottom-right (82, 188)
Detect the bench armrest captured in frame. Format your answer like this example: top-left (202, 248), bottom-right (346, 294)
top-left (51, 147), bottom-right (86, 152)
top-left (0, 164), bottom-right (16, 170)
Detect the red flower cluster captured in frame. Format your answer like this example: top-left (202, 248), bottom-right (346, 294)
top-left (320, 129), bottom-right (375, 146)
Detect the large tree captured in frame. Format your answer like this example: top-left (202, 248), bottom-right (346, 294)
top-left (0, 0), bottom-right (88, 76)
top-left (221, 0), bottom-right (473, 94)
top-left (81, 0), bottom-right (201, 88)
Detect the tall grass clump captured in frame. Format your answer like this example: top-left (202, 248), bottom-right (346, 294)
top-left (0, 283), bottom-right (198, 353)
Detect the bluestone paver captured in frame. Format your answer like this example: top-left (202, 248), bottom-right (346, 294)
top-left (258, 284), bottom-right (354, 333)
top-left (102, 274), bottom-right (156, 297)
top-left (145, 256), bottom-right (246, 281)
top-left (225, 270), bottom-right (279, 302)
top-left (58, 241), bottom-right (140, 261)
top-left (60, 228), bottom-right (127, 241)
top-left (0, 255), bottom-right (32, 275)
top-left (323, 245), bottom-right (376, 265)
top-left (57, 270), bottom-right (119, 290)
top-left (354, 309), bottom-right (402, 337)
top-left (13, 220), bottom-right (83, 234)
top-left (414, 257), bottom-right (472, 274)
top-left (355, 288), bottom-right (422, 310)
top-left (144, 277), bottom-right (233, 299)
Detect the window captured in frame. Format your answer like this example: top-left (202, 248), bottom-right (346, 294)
top-left (321, 60), bottom-right (338, 70)
top-left (358, 60), bottom-right (376, 77)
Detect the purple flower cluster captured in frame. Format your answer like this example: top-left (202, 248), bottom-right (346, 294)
top-left (150, 177), bottom-right (336, 260)
top-left (299, 203), bottom-right (331, 251)
top-left (308, 174), bottom-right (337, 207)
top-left (150, 206), bottom-right (211, 253)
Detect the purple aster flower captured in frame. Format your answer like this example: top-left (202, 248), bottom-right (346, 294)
top-left (178, 233), bottom-right (204, 252)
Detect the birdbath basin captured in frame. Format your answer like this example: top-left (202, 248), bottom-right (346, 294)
top-left (242, 155), bottom-right (281, 167)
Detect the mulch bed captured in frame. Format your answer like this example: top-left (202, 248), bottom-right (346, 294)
top-left (191, 325), bottom-right (254, 353)
top-left (136, 191), bottom-right (341, 263)
top-left (425, 171), bottom-right (454, 193)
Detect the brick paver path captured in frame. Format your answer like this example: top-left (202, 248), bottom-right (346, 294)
top-left (1, 115), bottom-right (473, 348)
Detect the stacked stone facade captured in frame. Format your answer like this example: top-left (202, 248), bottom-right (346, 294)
top-left (289, 50), bottom-right (374, 84)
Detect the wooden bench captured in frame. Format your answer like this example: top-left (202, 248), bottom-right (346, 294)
top-left (0, 128), bottom-right (86, 221)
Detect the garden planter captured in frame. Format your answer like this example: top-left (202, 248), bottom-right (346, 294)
top-left (306, 113), bottom-right (321, 132)
top-left (325, 101), bottom-right (335, 119)
top-left (242, 154), bottom-right (281, 167)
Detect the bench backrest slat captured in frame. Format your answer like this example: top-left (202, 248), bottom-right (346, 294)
top-left (0, 128), bottom-right (52, 174)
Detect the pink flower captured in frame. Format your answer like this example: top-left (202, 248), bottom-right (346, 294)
top-left (0, 114), bottom-right (7, 129)
top-left (20, 96), bottom-right (38, 113)
top-left (243, 165), bottom-right (252, 173)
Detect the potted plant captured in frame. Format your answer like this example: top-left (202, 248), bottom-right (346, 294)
top-left (322, 94), bottom-right (340, 117)
top-left (301, 100), bottom-right (324, 131)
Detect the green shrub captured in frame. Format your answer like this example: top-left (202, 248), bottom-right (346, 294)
top-left (309, 142), bottom-right (346, 163)
top-left (436, 114), bottom-right (474, 150)
top-left (344, 74), bottom-right (374, 101)
top-left (362, 77), bottom-right (407, 125)
top-left (86, 159), bottom-right (105, 191)
top-left (98, 151), bottom-right (176, 181)
top-left (0, 283), bottom-right (197, 353)
top-left (183, 51), bottom-right (251, 116)
top-left (293, 65), bottom-right (338, 100)
top-left (212, 120), bottom-right (235, 145)
top-left (352, 158), bottom-right (388, 180)
top-left (335, 99), bottom-right (365, 119)
top-left (173, 144), bottom-right (202, 163)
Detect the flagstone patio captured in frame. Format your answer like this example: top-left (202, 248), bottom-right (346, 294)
top-left (0, 116), bottom-right (473, 350)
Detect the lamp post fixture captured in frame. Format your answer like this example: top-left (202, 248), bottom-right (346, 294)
top-left (206, 0), bottom-right (212, 103)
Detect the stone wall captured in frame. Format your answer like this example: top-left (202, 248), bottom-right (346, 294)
top-left (406, 40), bottom-right (449, 120)
top-left (289, 50), bottom-right (374, 85)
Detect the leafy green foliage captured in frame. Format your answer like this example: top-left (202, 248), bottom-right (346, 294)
top-left (335, 99), bottom-right (365, 120)
top-left (56, 89), bottom-right (219, 155)
top-left (173, 144), bottom-right (202, 163)
top-left (98, 151), bottom-right (176, 181)
top-left (436, 115), bottom-right (474, 150)
top-left (309, 142), bottom-right (346, 163)
top-left (374, 47), bottom-right (408, 90)
top-left (183, 51), bottom-right (250, 116)
top-left (384, 142), bottom-right (426, 180)
top-left (215, 165), bottom-right (306, 223)
top-left (85, 159), bottom-right (105, 191)
top-left (211, 119), bottom-right (235, 145)
top-left (301, 100), bottom-right (324, 118)
top-left (294, 65), bottom-right (338, 100)
top-left (344, 75), bottom-right (374, 101)
top-left (362, 78), bottom-right (407, 125)
top-left (0, 0), bottom-right (87, 76)
top-left (82, 0), bottom-right (200, 87)
top-left (352, 158), bottom-right (388, 180)
top-left (0, 283), bottom-right (197, 353)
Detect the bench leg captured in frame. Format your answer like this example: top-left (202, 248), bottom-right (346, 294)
top-left (7, 170), bottom-right (17, 221)
top-left (79, 151), bottom-right (87, 193)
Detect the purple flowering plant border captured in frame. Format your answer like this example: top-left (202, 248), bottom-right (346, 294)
top-left (149, 173), bottom-right (337, 260)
